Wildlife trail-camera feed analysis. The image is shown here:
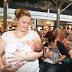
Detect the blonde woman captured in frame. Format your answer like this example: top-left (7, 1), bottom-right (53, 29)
top-left (0, 9), bottom-right (43, 72)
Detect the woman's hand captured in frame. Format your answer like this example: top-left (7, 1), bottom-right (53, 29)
top-left (0, 56), bottom-right (9, 71)
top-left (43, 48), bottom-right (53, 59)
top-left (58, 55), bottom-right (66, 61)
top-left (3, 51), bottom-right (27, 72)
top-left (54, 55), bottom-right (66, 63)
top-left (0, 64), bottom-right (12, 72)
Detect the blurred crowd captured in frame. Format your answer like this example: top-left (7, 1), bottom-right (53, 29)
top-left (38, 26), bottom-right (72, 72)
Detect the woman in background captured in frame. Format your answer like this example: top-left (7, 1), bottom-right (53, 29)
top-left (39, 31), bottom-right (65, 72)
top-left (0, 9), bottom-right (43, 72)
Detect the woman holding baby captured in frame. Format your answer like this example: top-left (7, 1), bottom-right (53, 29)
top-left (0, 8), bottom-right (43, 72)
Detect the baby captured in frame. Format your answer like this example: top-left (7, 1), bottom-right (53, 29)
top-left (2, 41), bottom-right (33, 71)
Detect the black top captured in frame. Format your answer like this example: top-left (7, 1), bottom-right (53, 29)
top-left (57, 41), bottom-right (69, 57)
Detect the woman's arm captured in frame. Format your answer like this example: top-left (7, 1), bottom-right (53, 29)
top-left (25, 32), bottom-right (43, 60)
top-left (8, 31), bottom-right (43, 62)
top-left (25, 50), bottom-right (43, 61)
top-left (9, 50), bottom-right (43, 62)
top-left (32, 39), bottom-right (43, 52)
top-left (32, 31), bottom-right (43, 52)
top-left (10, 40), bottom-right (43, 61)
top-left (0, 38), bottom-right (5, 69)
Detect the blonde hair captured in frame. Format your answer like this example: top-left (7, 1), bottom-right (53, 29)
top-left (15, 8), bottom-right (31, 19)
top-left (55, 28), bottom-right (61, 36)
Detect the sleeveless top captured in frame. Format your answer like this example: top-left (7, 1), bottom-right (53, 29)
top-left (44, 46), bottom-right (62, 64)
top-left (1, 30), bottom-right (40, 72)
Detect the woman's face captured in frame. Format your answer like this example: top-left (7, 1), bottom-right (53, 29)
top-left (53, 40), bottom-right (57, 46)
top-left (59, 31), bottom-right (65, 40)
top-left (17, 15), bottom-right (31, 32)
top-left (50, 39), bottom-right (57, 47)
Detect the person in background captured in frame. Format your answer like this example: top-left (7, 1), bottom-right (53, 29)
top-left (0, 27), bottom-right (2, 36)
top-left (55, 28), bottom-right (72, 64)
top-left (44, 31), bottom-right (65, 64)
top-left (69, 49), bottom-right (72, 59)
top-left (67, 29), bottom-right (72, 43)
top-left (55, 28), bottom-right (69, 57)
top-left (0, 8), bottom-right (43, 72)
top-left (39, 31), bottom-right (65, 72)
top-left (0, 27), bottom-right (4, 36)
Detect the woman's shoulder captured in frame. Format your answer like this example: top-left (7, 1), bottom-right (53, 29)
top-left (29, 30), bottom-right (37, 34)
top-left (27, 30), bottom-right (40, 40)
top-left (28, 30), bottom-right (39, 36)
top-left (1, 31), bottom-right (13, 41)
top-left (1, 31), bottom-right (13, 37)
top-left (2, 31), bottom-right (13, 35)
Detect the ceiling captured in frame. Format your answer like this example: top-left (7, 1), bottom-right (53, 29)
top-left (1, 0), bottom-right (72, 15)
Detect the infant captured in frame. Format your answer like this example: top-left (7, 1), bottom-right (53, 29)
top-left (3, 41), bottom-right (33, 71)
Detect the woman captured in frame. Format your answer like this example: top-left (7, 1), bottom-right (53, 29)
top-left (44, 31), bottom-right (65, 64)
top-left (0, 9), bottom-right (43, 72)
top-left (39, 31), bottom-right (65, 72)
top-left (55, 28), bottom-right (69, 57)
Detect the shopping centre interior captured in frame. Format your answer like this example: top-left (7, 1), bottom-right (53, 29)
top-left (0, 0), bottom-right (72, 72)
top-left (0, 0), bottom-right (72, 32)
